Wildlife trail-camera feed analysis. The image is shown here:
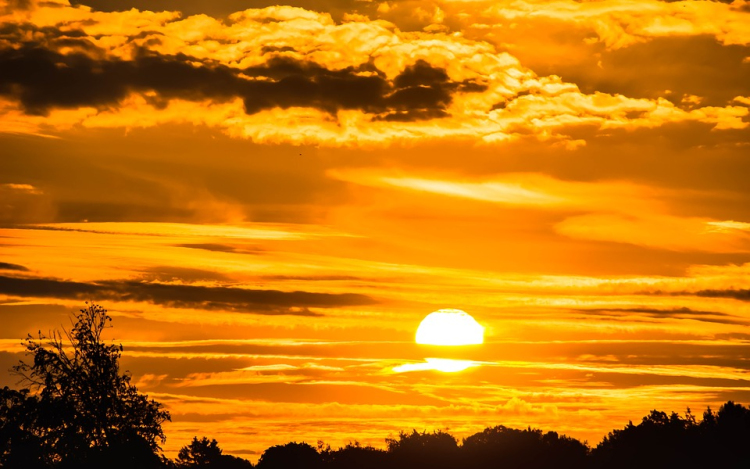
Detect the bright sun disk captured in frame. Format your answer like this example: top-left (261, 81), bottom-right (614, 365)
top-left (415, 309), bottom-right (484, 346)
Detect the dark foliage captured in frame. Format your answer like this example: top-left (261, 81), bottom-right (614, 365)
top-left (256, 442), bottom-right (321, 469)
top-left (592, 402), bottom-right (750, 469)
top-left (175, 437), bottom-right (253, 469)
top-left (321, 442), bottom-right (388, 469)
top-left (386, 430), bottom-right (459, 469)
top-left (0, 303), bottom-right (170, 468)
top-left (462, 425), bottom-right (588, 469)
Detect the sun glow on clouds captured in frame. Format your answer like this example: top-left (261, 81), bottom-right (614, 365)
top-left (393, 358), bottom-right (479, 373)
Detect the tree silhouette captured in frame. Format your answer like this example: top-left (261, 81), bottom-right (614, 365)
top-left (321, 442), bottom-right (388, 469)
top-left (256, 442), bottom-right (321, 469)
top-left (591, 403), bottom-right (750, 469)
top-left (462, 425), bottom-right (588, 469)
top-left (177, 437), bottom-right (224, 467)
top-left (0, 387), bottom-right (47, 468)
top-left (0, 303), bottom-right (170, 468)
top-left (708, 401), bottom-right (750, 467)
top-left (386, 430), bottom-right (459, 469)
top-left (176, 437), bottom-right (254, 468)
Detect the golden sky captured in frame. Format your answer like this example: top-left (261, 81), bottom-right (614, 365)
top-left (2, 0), bottom-right (750, 461)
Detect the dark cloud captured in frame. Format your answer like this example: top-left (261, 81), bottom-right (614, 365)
top-left (135, 266), bottom-right (233, 283)
top-left (174, 243), bottom-right (264, 254)
top-left (0, 38), bottom-right (485, 120)
top-left (715, 332), bottom-right (750, 341)
top-left (571, 306), bottom-right (748, 325)
top-left (692, 289), bottom-right (750, 301)
top-left (539, 36), bottom-right (750, 107)
top-left (0, 262), bottom-right (29, 272)
top-left (55, 201), bottom-right (195, 223)
top-left (261, 275), bottom-right (362, 281)
top-left (645, 289), bottom-right (750, 304)
top-left (0, 274), bottom-right (377, 315)
top-left (0, 0), bottom-right (33, 13)
top-left (70, 0), bottom-right (368, 20)
top-left (574, 306), bottom-right (731, 318)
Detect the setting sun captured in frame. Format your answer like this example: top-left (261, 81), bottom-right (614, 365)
top-left (415, 309), bottom-right (485, 346)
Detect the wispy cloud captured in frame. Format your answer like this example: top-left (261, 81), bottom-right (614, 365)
top-left (0, 274), bottom-right (377, 315)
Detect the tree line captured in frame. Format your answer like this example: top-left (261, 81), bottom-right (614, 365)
top-left (2, 304), bottom-right (750, 468)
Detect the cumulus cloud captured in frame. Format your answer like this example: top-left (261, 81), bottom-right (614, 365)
top-left (0, 43), bottom-right (484, 119)
top-left (445, 0), bottom-right (750, 49)
top-left (0, 0), bottom-right (747, 145)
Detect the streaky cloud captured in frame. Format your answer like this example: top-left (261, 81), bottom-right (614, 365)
top-left (0, 274), bottom-right (377, 315)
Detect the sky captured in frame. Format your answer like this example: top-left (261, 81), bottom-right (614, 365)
top-left (1, 0), bottom-right (750, 461)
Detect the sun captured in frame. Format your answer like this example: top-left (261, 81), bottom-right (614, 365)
top-left (415, 309), bottom-right (484, 346)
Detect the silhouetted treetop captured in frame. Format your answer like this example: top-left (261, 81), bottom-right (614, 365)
top-left (592, 401), bottom-right (750, 469)
top-left (462, 425), bottom-right (588, 469)
top-left (1, 303), bottom-right (170, 468)
top-left (385, 430), bottom-right (459, 469)
top-left (176, 437), bottom-right (254, 468)
top-left (256, 442), bottom-right (321, 469)
top-left (321, 442), bottom-right (387, 469)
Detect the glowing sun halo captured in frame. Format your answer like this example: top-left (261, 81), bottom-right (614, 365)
top-left (415, 309), bottom-right (484, 346)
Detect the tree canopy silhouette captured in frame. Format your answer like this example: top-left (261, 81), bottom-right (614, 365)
top-left (592, 402), bottom-right (750, 469)
top-left (320, 442), bottom-right (387, 469)
top-left (0, 303), bottom-right (170, 468)
top-left (256, 442), bottom-right (321, 469)
top-left (176, 437), bottom-right (253, 469)
top-left (462, 425), bottom-right (588, 469)
top-left (385, 430), bottom-right (459, 469)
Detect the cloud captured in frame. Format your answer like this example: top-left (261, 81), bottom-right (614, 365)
top-left (0, 262), bottom-right (29, 271)
top-left (0, 41), bottom-right (484, 119)
top-left (331, 170), bottom-right (750, 253)
top-left (571, 306), bottom-right (748, 326)
top-left (691, 289), bottom-right (750, 301)
top-left (462, 0), bottom-right (750, 49)
top-left (0, 1), bottom-right (747, 146)
top-left (174, 243), bottom-right (264, 254)
top-left (329, 171), bottom-right (659, 210)
top-left (0, 182), bottom-right (55, 223)
top-left (135, 266), bottom-right (233, 283)
top-left (19, 222), bottom-right (333, 240)
top-left (0, 274), bottom-right (377, 314)
top-left (1, 183), bottom-right (41, 194)
top-left (555, 214), bottom-right (750, 252)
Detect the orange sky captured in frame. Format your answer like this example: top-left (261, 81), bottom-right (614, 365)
top-left (2, 0), bottom-right (750, 461)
